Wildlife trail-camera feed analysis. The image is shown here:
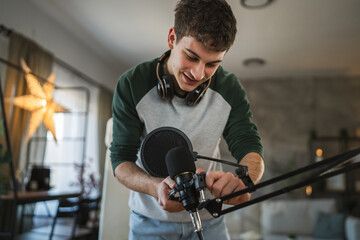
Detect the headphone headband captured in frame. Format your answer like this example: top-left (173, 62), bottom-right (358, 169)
top-left (156, 50), bottom-right (171, 98)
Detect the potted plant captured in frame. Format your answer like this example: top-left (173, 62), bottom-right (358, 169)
top-left (70, 157), bottom-right (100, 226)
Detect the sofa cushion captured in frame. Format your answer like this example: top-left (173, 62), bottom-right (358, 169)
top-left (345, 216), bottom-right (360, 240)
top-left (312, 212), bottom-right (345, 239)
top-left (263, 234), bottom-right (341, 240)
top-left (261, 199), bottom-right (336, 236)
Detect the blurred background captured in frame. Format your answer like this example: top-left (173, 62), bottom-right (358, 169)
top-left (1, 0), bottom-right (360, 239)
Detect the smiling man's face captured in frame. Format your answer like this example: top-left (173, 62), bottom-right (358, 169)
top-left (166, 28), bottom-right (226, 96)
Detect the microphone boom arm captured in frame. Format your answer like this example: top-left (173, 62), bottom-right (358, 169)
top-left (197, 147), bottom-right (360, 218)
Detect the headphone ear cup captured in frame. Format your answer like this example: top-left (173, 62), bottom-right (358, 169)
top-left (185, 81), bottom-right (208, 106)
top-left (157, 75), bottom-right (174, 101)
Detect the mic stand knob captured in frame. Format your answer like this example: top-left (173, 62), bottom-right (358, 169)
top-left (199, 189), bottom-right (206, 203)
top-left (194, 172), bottom-right (207, 203)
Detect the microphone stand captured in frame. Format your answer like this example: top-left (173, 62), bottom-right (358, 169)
top-left (189, 210), bottom-right (204, 240)
top-left (195, 147), bottom-right (360, 218)
top-left (169, 172), bottom-right (207, 240)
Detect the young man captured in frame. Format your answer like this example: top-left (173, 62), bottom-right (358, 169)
top-left (110, 0), bottom-right (264, 239)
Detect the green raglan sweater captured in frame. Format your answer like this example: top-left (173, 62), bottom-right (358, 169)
top-left (110, 56), bottom-right (263, 222)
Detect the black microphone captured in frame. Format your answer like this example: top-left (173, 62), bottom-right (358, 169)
top-left (165, 146), bottom-right (204, 237)
top-left (165, 146), bottom-right (198, 211)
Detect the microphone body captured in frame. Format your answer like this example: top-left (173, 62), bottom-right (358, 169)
top-left (165, 146), bottom-right (204, 235)
top-left (174, 173), bottom-right (198, 212)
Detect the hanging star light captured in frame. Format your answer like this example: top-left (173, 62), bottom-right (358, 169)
top-left (13, 59), bottom-right (67, 142)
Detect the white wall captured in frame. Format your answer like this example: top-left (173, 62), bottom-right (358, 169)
top-left (100, 118), bottom-right (130, 240)
top-left (0, 0), bottom-right (120, 91)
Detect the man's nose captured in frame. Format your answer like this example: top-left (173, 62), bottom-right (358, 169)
top-left (191, 63), bottom-right (205, 81)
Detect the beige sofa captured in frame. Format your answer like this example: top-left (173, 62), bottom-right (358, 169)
top-left (260, 199), bottom-right (360, 240)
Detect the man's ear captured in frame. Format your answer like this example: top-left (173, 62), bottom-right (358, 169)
top-left (167, 27), bottom-right (176, 49)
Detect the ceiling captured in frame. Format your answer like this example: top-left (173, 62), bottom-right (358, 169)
top-left (29, 0), bottom-right (360, 79)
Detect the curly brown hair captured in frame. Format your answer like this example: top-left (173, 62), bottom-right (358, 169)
top-left (174, 0), bottom-right (237, 52)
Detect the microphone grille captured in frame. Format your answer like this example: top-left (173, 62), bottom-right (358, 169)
top-left (165, 146), bottom-right (196, 179)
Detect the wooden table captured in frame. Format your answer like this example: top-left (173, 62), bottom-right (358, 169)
top-left (1, 189), bottom-right (81, 204)
top-left (0, 189), bottom-right (82, 239)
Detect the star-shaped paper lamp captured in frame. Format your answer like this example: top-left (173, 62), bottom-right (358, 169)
top-left (12, 59), bottom-right (67, 142)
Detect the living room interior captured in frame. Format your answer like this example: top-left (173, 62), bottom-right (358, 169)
top-left (0, 0), bottom-right (360, 240)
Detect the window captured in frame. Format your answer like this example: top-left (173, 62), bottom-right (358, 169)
top-left (27, 62), bottom-right (101, 195)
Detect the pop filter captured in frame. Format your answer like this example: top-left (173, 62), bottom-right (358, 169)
top-left (140, 127), bottom-right (193, 178)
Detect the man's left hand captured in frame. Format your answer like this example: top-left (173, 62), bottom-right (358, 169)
top-left (196, 169), bottom-right (250, 205)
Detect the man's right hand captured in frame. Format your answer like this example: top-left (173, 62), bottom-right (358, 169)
top-left (115, 162), bottom-right (184, 212)
top-left (157, 176), bottom-right (184, 212)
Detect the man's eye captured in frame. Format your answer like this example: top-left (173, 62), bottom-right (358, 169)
top-left (185, 54), bottom-right (197, 62)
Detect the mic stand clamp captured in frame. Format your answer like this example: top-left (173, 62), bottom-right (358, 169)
top-left (198, 165), bottom-right (256, 218)
top-left (235, 166), bottom-right (255, 192)
top-left (168, 172), bottom-right (207, 202)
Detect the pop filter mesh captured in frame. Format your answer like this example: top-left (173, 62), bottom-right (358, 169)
top-left (140, 127), bottom-right (193, 178)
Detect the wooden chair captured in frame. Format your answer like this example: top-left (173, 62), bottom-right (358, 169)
top-left (49, 196), bottom-right (101, 240)
top-left (30, 196), bottom-right (100, 240)
top-left (49, 197), bottom-right (80, 240)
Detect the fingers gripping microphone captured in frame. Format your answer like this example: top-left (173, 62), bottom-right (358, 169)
top-left (165, 146), bottom-right (204, 238)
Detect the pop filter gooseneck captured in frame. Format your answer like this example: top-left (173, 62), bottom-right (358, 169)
top-left (140, 127), bottom-right (244, 178)
top-left (140, 127), bottom-right (193, 178)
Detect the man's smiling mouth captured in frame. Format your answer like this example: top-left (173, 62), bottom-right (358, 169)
top-left (182, 73), bottom-right (198, 85)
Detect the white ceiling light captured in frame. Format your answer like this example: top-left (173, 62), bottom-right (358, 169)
top-left (240, 0), bottom-right (274, 9)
